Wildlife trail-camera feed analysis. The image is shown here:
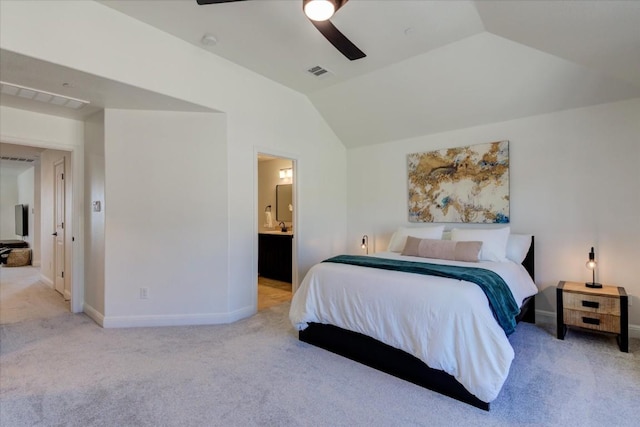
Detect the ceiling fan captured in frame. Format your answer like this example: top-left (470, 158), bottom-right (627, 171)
top-left (196, 0), bottom-right (366, 60)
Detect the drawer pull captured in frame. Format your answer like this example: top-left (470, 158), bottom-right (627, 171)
top-left (582, 317), bottom-right (600, 325)
top-left (582, 300), bottom-right (600, 309)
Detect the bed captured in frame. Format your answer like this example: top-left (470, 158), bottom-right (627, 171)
top-left (289, 232), bottom-right (536, 411)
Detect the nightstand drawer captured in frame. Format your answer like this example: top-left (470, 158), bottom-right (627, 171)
top-left (563, 292), bottom-right (620, 315)
top-left (563, 309), bottom-right (621, 333)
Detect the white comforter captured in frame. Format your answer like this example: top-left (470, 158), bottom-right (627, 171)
top-left (289, 252), bottom-right (538, 403)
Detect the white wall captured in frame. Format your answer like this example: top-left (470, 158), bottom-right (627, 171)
top-left (0, 172), bottom-right (18, 239)
top-left (347, 98), bottom-right (640, 327)
top-left (0, 106), bottom-right (84, 148)
top-left (32, 164), bottom-right (41, 266)
top-left (84, 111), bottom-right (105, 315)
top-left (17, 167), bottom-right (34, 248)
top-left (101, 109), bottom-right (228, 324)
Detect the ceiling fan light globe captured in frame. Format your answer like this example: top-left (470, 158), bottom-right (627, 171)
top-left (304, 0), bottom-right (335, 21)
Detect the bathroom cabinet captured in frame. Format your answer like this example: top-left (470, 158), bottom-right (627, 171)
top-left (258, 233), bottom-right (293, 283)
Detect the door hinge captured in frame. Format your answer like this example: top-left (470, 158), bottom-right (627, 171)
top-left (61, 271), bottom-right (64, 278)
top-left (61, 173), bottom-right (64, 180)
top-left (61, 222), bottom-right (64, 229)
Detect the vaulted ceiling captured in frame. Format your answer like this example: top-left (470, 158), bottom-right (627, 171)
top-left (2, 0), bottom-right (639, 149)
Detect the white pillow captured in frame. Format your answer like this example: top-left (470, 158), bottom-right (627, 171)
top-left (506, 234), bottom-right (532, 264)
top-left (450, 227), bottom-right (510, 262)
top-left (387, 225), bottom-right (445, 252)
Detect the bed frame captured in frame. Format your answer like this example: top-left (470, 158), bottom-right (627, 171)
top-left (299, 237), bottom-right (535, 411)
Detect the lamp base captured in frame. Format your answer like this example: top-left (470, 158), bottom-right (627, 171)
top-left (585, 282), bottom-right (603, 288)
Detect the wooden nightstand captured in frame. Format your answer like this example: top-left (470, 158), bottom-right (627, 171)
top-left (557, 281), bottom-right (628, 352)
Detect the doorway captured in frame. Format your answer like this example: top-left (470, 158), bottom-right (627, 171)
top-left (256, 153), bottom-right (296, 311)
top-left (0, 142), bottom-right (75, 309)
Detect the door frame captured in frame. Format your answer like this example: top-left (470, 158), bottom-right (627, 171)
top-left (254, 147), bottom-right (299, 307)
top-left (0, 134), bottom-right (84, 313)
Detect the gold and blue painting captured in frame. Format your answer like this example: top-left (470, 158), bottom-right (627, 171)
top-left (408, 141), bottom-right (509, 223)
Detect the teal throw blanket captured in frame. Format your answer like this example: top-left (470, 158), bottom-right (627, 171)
top-left (323, 255), bottom-right (520, 336)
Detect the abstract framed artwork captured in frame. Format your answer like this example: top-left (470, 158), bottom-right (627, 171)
top-left (408, 140), bottom-right (509, 223)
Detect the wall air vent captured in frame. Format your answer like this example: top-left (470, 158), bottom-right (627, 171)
top-left (0, 81), bottom-right (89, 110)
top-left (0, 156), bottom-right (35, 162)
top-left (307, 65), bottom-right (333, 78)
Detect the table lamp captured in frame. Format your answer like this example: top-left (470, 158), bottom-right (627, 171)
top-left (585, 247), bottom-right (602, 288)
top-left (361, 235), bottom-right (368, 255)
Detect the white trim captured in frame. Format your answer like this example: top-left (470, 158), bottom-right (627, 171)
top-left (535, 309), bottom-right (640, 339)
top-left (101, 306), bottom-right (254, 328)
top-left (83, 302), bottom-right (105, 327)
top-left (40, 273), bottom-right (54, 287)
top-left (224, 305), bottom-right (256, 324)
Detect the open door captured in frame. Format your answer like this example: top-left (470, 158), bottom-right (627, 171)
top-left (53, 158), bottom-right (66, 298)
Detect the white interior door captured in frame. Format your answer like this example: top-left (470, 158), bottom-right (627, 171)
top-left (53, 158), bottom-right (66, 297)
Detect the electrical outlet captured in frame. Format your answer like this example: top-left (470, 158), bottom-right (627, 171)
top-left (140, 287), bottom-right (149, 299)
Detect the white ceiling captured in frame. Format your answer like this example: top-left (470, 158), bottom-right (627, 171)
top-left (1, 0), bottom-right (639, 150)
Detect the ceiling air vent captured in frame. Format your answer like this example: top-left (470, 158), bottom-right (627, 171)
top-left (0, 81), bottom-right (89, 109)
top-left (307, 65), bottom-right (333, 78)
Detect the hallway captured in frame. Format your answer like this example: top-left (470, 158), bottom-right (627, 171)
top-left (0, 265), bottom-right (68, 324)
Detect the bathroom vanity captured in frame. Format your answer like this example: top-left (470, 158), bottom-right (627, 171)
top-left (258, 231), bottom-right (293, 283)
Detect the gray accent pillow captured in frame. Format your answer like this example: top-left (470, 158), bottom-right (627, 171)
top-left (401, 237), bottom-right (482, 262)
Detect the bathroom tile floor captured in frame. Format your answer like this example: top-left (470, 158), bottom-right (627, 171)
top-left (257, 277), bottom-right (292, 311)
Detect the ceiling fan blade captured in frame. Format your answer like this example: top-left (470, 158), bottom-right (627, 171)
top-left (311, 20), bottom-right (366, 61)
top-left (197, 0), bottom-right (246, 5)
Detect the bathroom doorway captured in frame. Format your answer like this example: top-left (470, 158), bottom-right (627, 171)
top-left (256, 153), bottom-right (296, 311)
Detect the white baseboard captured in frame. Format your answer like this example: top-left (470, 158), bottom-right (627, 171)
top-left (83, 303), bottom-right (105, 327)
top-left (101, 305), bottom-right (256, 328)
top-left (40, 274), bottom-right (53, 288)
top-left (536, 309), bottom-right (640, 339)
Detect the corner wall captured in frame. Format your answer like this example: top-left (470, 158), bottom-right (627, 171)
top-left (102, 110), bottom-right (228, 325)
top-left (83, 111), bottom-right (105, 316)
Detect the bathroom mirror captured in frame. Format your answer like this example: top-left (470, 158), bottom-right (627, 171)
top-left (276, 184), bottom-right (292, 222)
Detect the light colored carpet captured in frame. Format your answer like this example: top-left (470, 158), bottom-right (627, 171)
top-left (1, 267), bottom-right (639, 426)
